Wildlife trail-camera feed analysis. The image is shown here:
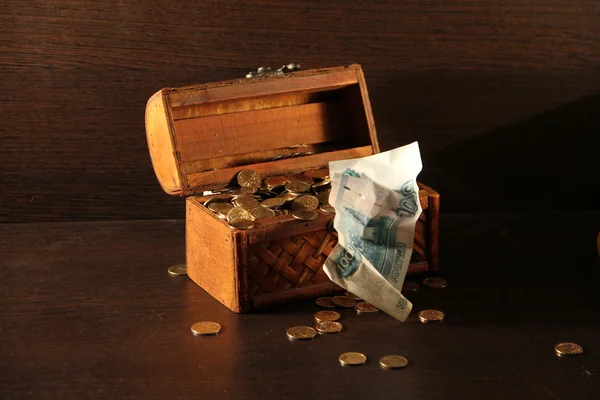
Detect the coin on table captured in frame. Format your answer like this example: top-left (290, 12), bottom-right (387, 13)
top-left (316, 321), bottom-right (343, 334)
top-left (315, 190), bottom-right (331, 204)
top-left (320, 204), bottom-right (335, 213)
top-left (237, 169), bottom-right (262, 190)
top-left (191, 321), bottom-right (221, 336)
top-left (250, 206), bottom-right (275, 220)
top-left (233, 195), bottom-right (261, 211)
top-left (315, 297), bottom-right (336, 308)
top-left (285, 180), bottom-right (311, 194)
top-left (401, 281), bottom-right (419, 293)
top-left (207, 201), bottom-right (234, 217)
top-left (264, 175), bottom-right (289, 189)
top-left (286, 326), bottom-right (317, 340)
top-left (554, 342), bottom-right (584, 357)
top-left (331, 296), bottom-right (357, 308)
top-left (261, 197), bottom-right (287, 208)
top-left (355, 302), bottom-right (378, 314)
top-left (339, 352), bottom-right (367, 366)
top-left (422, 277), bottom-right (447, 289)
top-left (379, 355), bottom-right (408, 369)
top-left (167, 264), bottom-right (187, 276)
top-left (314, 310), bottom-right (341, 322)
top-left (418, 309), bottom-right (445, 323)
top-left (344, 291), bottom-right (362, 301)
top-left (273, 209), bottom-right (283, 216)
top-left (291, 195), bottom-right (319, 211)
top-left (292, 210), bottom-right (318, 221)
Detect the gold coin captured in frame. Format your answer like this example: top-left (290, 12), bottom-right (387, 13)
top-left (355, 302), bottom-right (378, 314)
top-left (344, 291), bottom-right (362, 301)
top-left (228, 219), bottom-right (254, 230)
top-left (315, 190), bottom-right (331, 204)
top-left (320, 204), bottom-right (335, 213)
top-left (554, 342), bottom-right (584, 356)
top-left (418, 309), bottom-right (445, 323)
top-left (285, 181), bottom-right (311, 194)
top-left (311, 180), bottom-right (331, 189)
top-left (288, 174), bottom-right (314, 185)
top-left (331, 296), bottom-right (357, 308)
top-left (401, 281), bottom-right (419, 293)
top-left (292, 210), bottom-right (318, 221)
top-left (304, 168), bottom-right (330, 180)
top-left (273, 209), bottom-right (283, 216)
top-left (379, 355), bottom-right (408, 369)
top-left (191, 321), bottom-right (221, 336)
top-left (233, 195), bottom-right (260, 211)
top-left (261, 197), bottom-right (287, 208)
top-left (339, 352), bottom-right (367, 366)
top-left (286, 326), bottom-right (317, 340)
top-left (422, 277), bottom-right (448, 289)
top-left (207, 201), bottom-right (234, 217)
top-left (315, 297), bottom-right (336, 308)
top-left (227, 207), bottom-right (251, 223)
top-left (314, 310), bottom-right (341, 322)
top-left (264, 175), bottom-right (289, 189)
top-left (237, 169), bottom-right (262, 190)
top-left (291, 195), bottom-right (319, 211)
top-left (278, 192), bottom-right (298, 202)
top-left (316, 321), bottom-right (343, 334)
top-left (249, 206), bottom-right (275, 220)
top-left (167, 264), bottom-right (187, 276)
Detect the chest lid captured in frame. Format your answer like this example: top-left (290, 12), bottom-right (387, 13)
top-left (145, 64), bottom-right (379, 196)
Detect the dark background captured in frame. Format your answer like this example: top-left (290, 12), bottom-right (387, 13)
top-left (1, 0), bottom-right (599, 223)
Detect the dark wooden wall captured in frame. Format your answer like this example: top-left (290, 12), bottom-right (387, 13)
top-left (1, 0), bottom-right (599, 222)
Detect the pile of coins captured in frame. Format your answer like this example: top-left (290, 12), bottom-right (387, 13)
top-left (202, 168), bottom-right (334, 230)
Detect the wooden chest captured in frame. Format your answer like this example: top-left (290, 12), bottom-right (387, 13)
top-left (145, 64), bottom-right (439, 312)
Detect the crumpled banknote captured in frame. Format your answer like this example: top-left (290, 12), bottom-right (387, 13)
top-left (323, 142), bottom-right (423, 321)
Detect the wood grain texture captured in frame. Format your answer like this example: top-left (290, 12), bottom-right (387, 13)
top-left (1, 214), bottom-right (599, 399)
top-left (1, 0), bottom-right (599, 222)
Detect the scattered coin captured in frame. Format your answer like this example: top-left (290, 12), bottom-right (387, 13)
top-left (316, 321), bottom-right (343, 334)
top-left (237, 169), bottom-right (262, 190)
top-left (207, 201), bottom-right (233, 217)
top-left (355, 302), bottom-right (378, 314)
top-left (264, 175), bottom-right (289, 189)
top-left (304, 169), bottom-right (330, 180)
top-left (379, 355), bottom-right (408, 369)
top-left (339, 352), bottom-right (367, 366)
top-left (285, 180), bottom-right (311, 194)
top-left (422, 277), bottom-right (447, 289)
top-left (289, 173), bottom-right (314, 185)
top-left (331, 296), bottom-right (357, 308)
top-left (261, 197), bottom-right (287, 208)
top-left (314, 310), bottom-right (341, 322)
top-left (250, 206), bottom-right (275, 220)
top-left (418, 309), bottom-right (445, 323)
top-left (286, 326), bottom-right (317, 340)
top-left (227, 207), bottom-right (251, 222)
top-left (292, 210), bottom-right (318, 221)
top-left (554, 342), bottom-right (584, 357)
top-left (344, 291), bottom-right (362, 301)
top-left (291, 195), bottom-right (319, 211)
top-left (167, 264), bottom-right (187, 276)
top-left (315, 297), bottom-right (336, 308)
top-left (233, 195), bottom-right (260, 211)
top-left (278, 192), bottom-right (298, 202)
top-left (315, 190), bottom-right (331, 204)
top-left (191, 321), bottom-right (221, 336)
top-left (320, 204), bottom-right (336, 213)
top-left (401, 281), bottom-right (419, 293)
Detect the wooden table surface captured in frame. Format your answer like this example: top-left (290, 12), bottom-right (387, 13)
top-left (1, 214), bottom-right (599, 399)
